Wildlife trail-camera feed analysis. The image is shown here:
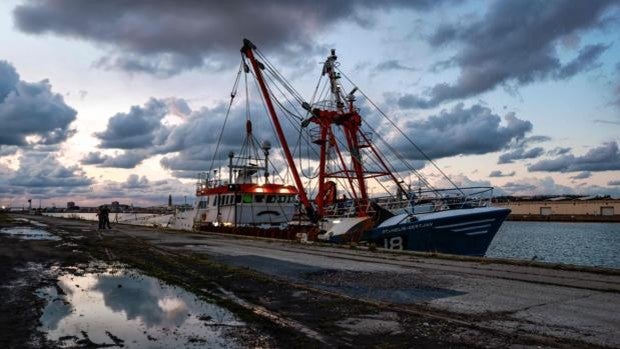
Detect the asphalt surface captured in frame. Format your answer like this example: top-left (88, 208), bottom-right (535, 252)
top-left (25, 215), bottom-right (620, 347)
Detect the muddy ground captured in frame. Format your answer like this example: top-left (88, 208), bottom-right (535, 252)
top-left (0, 213), bottom-right (609, 348)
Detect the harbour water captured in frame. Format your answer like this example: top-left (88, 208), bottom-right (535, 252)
top-left (487, 221), bottom-right (620, 269)
top-left (43, 212), bottom-right (173, 226)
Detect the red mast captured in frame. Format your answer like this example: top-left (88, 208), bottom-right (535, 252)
top-left (307, 49), bottom-right (407, 217)
top-left (241, 39), bottom-right (317, 221)
top-left (242, 39), bottom-right (406, 221)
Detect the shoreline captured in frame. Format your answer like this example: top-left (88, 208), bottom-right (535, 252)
top-left (506, 214), bottom-right (620, 223)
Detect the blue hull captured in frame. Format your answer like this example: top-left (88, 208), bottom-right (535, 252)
top-left (366, 207), bottom-right (511, 256)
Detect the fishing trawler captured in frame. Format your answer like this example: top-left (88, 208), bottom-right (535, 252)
top-left (172, 39), bottom-right (510, 256)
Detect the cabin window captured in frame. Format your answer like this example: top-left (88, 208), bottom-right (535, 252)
top-left (198, 199), bottom-right (207, 209)
top-left (205, 197), bottom-right (209, 205)
top-left (278, 195), bottom-right (287, 203)
top-left (267, 195), bottom-right (276, 203)
top-left (255, 195), bottom-right (264, 203)
top-left (243, 194), bottom-right (252, 203)
top-left (235, 195), bottom-right (242, 204)
top-left (213, 196), bottom-right (218, 206)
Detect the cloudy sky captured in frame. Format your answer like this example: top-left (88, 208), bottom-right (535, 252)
top-left (1, 0), bottom-right (619, 208)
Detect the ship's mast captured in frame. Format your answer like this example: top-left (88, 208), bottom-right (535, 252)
top-left (241, 39), bottom-right (407, 221)
top-left (241, 39), bottom-right (317, 221)
top-left (307, 49), bottom-right (408, 217)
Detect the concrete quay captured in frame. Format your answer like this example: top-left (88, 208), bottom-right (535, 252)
top-left (22, 215), bottom-right (620, 347)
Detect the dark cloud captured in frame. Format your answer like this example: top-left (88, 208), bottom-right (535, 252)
top-left (570, 171), bottom-right (592, 179)
top-left (397, 94), bottom-right (434, 109)
top-left (499, 177), bottom-right (577, 195)
top-left (0, 145), bottom-right (19, 157)
top-left (80, 151), bottom-right (106, 165)
top-left (155, 101), bottom-right (284, 174)
top-left (402, 1), bottom-right (616, 109)
top-left (609, 180), bottom-right (620, 186)
top-left (375, 60), bottom-right (416, 72)
top-left (497, 134), bottom-right (550, 163)
top-left (502, 182), bottom-right (537, 192)
top-left (498, 146), bottom-right (544, 164)
top-left (523, 135), bottom-right (552, 144)
top-left (489, 170), bottom-right (516, 178)
top-left (0, 60), bottom-right (19, 100)
top-left (0, 60), bottom-right (77, 146)
top-left (99, 152), bottom-right (150, 169)
top-left (0, 151), bottom-right (191, 206)
top-left (91, 100), bottom-right (527, 178)
top-left (167, 170), bottom-right (203, 180)
top-left (614, 62), bottom-right (620, 110)
top-left (158, 111), bottom-right (286, 175)
top-left (88, 96), bottom-right (294, 171)
top-left (547, 146), bottom-right (572, 156)
top-left (500, 176), bottom-right (620, 196)
top-left (80, 150), bottom-right (149, 168)
top-left (528, 141), bottom-right (620, 172)
top-left (390, 104), bottom-right (532, 160)
top-left (14, 0), bottom-right (445, 76)
top-left (555, 44), bottom-right (610, 79)
top-left (123, 174), bottom-right (149, 189)
top-left (6, 152), bottom-right (92, 189)
top-left (95, 98), bottom-right (169, 149)
top-left (91, 176), bottom-right (193, 207)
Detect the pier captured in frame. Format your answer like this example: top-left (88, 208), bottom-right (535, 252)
top-left (2, 213), bottom-right (618, 348)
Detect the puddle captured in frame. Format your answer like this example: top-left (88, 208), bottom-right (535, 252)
top-left (15, 218), bottom-right (48, 227)
top-left (0, 227), bottom-right (61, 241)
top-left (37, 266), bottom-right (247, 348)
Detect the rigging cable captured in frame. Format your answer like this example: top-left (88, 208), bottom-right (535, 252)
top-left (336, 67), bottom-right (465, 197)
top-left (209, 58), bottom-right (243, 173)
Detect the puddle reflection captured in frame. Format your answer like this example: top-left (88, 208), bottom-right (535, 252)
top-left (37, 267), bottom-right (244, 348)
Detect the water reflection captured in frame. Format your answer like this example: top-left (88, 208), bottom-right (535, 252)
top-left (94, 273), bottom-right (192, 327)
top-left (37, 267), bottom-right (244, 348)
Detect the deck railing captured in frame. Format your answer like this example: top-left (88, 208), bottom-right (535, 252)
top-left (320, 186), bottom-right (495, 218)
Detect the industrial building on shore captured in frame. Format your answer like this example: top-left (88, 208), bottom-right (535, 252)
top-left (494, 196), bottom-right (620, 222)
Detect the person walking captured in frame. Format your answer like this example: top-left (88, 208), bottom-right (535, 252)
top-left (96, 206), bottom-right (104, 230)
top-left (101, 205), bottom-right (111, 229)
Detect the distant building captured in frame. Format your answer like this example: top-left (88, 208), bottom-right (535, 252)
top-left (66, 201), bottom-right (80, 211)
top-left (496, 198), bottom-right (619, 221)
